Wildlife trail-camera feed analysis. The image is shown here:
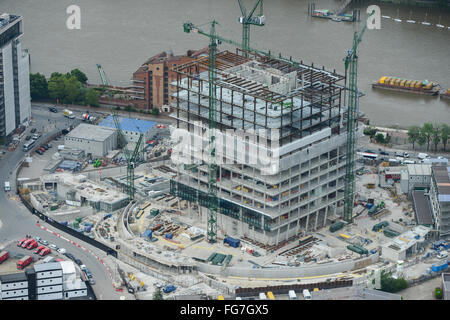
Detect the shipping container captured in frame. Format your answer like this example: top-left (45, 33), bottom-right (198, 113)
top-left (329, 221), bottom-right (344, 233)
top-left (347, 244), bottom-right (368, 255)
top-left (224, 236), bottom-right (240, 248)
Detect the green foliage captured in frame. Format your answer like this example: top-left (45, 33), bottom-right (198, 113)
top-left (153, 288), bottom-right (163, 300)
top-left (375, 133), bottom-right (385, 144)
top-left (363, 126), bottom-right (377, 138)
top-left (151, 108), bottom-right (160, 115)
top-left (85, 88), bottom-right (100, 107)
top-left (407, 125), bottom-right (421, 150)
top-left (440, 124), bottom-right (449, 151)
top-left (435, 287), bottom-right (442, 300)
top-left (114, 106), bottom-right (121, 111)
top-left (421, 123), bottom-right (434, 152)
top-left (380, 271), bottom-right (408, 293)
top-left (29, 73), bottom-right (48, 100)
top-left (432, 126), bottom-right (441, 152)
top-left (70, 68), bottom-right (88, 84)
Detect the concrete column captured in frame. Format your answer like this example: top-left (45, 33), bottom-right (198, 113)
top-left (314, 211), bottom-right (319, 230)
top-left (188, 200), bottom-right (191, 218)
top-left (305, 214), bottom-right (310, 232)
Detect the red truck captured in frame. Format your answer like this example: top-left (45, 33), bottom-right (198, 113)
top-left (17, 256), bottom-right (32, 270)
top-left (39, 248), bottom-right (51, 256)
top-left (34, 245), bottom-right (46, 254)
top-left (0, 251), bottom-right (9, 264)
top-left (17, 237), bottom-right (28, 247)
top-left (26, 240), bottom-right (38, 250)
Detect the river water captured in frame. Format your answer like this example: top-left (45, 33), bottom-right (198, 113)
top-left (2, 0), bottom-right (450, 126)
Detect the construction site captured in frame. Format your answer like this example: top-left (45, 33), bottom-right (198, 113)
top-left (11, 2), bottom-right (450, 300)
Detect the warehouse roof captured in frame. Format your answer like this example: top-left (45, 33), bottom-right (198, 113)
top-left (66, 123), bottom-right (116, 142)
top-left (99, 116), bottom-right (155, 134)
top-left (407, 164), bottom-right (431, 176)
top-left (433, 166), bottom-right (450, 201)
top-left (34, 262), bottom-right (62, 272)
top-left (0, 272), bottom-right (27, 283)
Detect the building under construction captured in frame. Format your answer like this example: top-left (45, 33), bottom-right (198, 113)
top-left (169, 48), bottom-right (355, 245)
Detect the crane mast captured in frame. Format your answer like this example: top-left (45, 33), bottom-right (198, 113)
top-left (237, 0), bottom-right (264, 56)
top-left (343, 11), bottom-right (374, 223)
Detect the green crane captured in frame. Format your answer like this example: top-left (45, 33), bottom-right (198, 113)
top-left (96, 64), bottom-right (111, 87)
top-left (237, 0), bottom-right (265, 56)
top-left (184, 20), bottom-right (220, 243)
top-left (343, 11), bottom-right (374, 223)
top-left (111, 109), bottom-right (143, 201)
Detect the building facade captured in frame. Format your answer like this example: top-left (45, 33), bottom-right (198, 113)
top-left (64, 123), bottom-right (117, 158)
top-left (0, 13), bottom-right (31, 142)
top-left (169, 48), bottom-right (353, 245)
top-left (130, 49), bottom-right (208, 111)
top-left (430, 166), bottom-right (450, 238)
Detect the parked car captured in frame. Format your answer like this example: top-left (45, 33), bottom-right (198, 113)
top-left (64, 252), bottom-right (75, 260)
top-left (42, 145), bottom-right (49, 150)
top-left (437, 251), bottom-right (448, 259)
top-left (32, 133), bottom-right (40, 140)
top-left (30, 128), bottom-right (37, 133)
top-left (80, 264), bottom-right (87, 271)
top-left (35, 149), bottom-right (43, 155)
top-left (25, 135), bottom-right (31, 141)
top-left (89, 278), bottom-right (96, 285)
top-left (39, 239), bottom-right (48, 246)
top-left (48, 106), bottom-right (58, 113)
top-left (57, 248), bottom-right (66, 254)
top-left (47, 143), bottom-right (52, 148)
top-left (49, 244), bottom-right (58, 250)
top-left (35, 236), bottom-right (41, 242)
top-left (380, 151), bottom-right (389, 156)
top-left (74, 259), bottom-right (82, 265)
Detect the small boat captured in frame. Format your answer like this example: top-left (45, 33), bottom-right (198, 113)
top-left (407, 11), bottom-right (415, 23)
top-left (372, 76), bottom-right (440, 96)
top-left (421, 13), bottom-right (431, 25)
top-left (332, 17), bottom-right (342, 22)
top-left (394, 9), bottom-right (402, 22)
top-left (437, 16), bottom-right (444, 28)
top-left (382, 15), bottom-right (391, 19)
top-left (441, 89), bottom-right (450, 100)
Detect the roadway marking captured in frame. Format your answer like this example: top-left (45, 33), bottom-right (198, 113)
top-left (36, 223), bottom-right (116, 289)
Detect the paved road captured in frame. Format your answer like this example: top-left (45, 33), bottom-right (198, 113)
top-left (0, 107), bottom-right (127, 300)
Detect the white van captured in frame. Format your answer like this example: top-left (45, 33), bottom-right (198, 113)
top-left (302, 289), bottom-right (311, 300)
top-left (288, 290), bottom-right (297, 300)
top-left (437, 251), bottom-right (448, 259)
top-left (418, 153), bottom-right (429, 160)
top-left (4, 181), bottom-right (11, 192)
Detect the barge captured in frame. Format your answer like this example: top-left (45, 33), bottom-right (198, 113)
top-left (372, 76), bottom-right (440, 96)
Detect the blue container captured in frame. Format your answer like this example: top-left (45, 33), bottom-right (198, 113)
top-left (84, 226), bottom-right (92, 233)
top-left (165, 233), bottom-right (173, 240)
top-left (61, 221), bottom-right (68, 226)
top-left (366, 203), bottom-right (374, 209)
top-left (224, 236), bottom-right (240, 248)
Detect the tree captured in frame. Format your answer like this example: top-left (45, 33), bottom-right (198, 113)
top-left (85, 88), bottom-right (100, 107)
top-left (417, 132), bottom-right (426, 149)
top-left (152, 288), bottom-right (163, 300)
top-left (151, 108), bottom-right (160, 115)
top-left (421, 123), bottom-right (434, 152)
top-left (441, 124), bottom-right (449, 152)
top-left (407, 125), bottom-right (421, 150)
top-left (375, 133), bottom-right (385, 144)
top-left (63, 75), bottom-right (82, 104)
top-left (29, 73), bottom-right (48, 100)
top-left (70, 68), bottom-right (88, 84)
top-left (380, 271), bottom-right (408, 293)
top-left (432, 126), bottom-right (441, 152)
top-left (47, 73), bottom-right (66, 102)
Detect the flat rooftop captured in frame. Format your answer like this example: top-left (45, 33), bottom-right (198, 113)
top-left (383, 225), bottom-right (431, 252)
top-left (433, 166), bottom-right (450, 200)
top-left (407, 164), bottom-right (432, 176)
top-left (0, 13), bottom-right (20, 31)
top-left (66, 123), bottom-right (116, 142)
top-left (99, 116), bottom-right (156, 134)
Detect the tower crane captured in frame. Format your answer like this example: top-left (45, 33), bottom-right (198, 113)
top-left (111, 108), bottom-right (143, 201)
top-left (343, 11), bottom-right (374, 223)
top-left (237, 0), bottom-right (265, 56)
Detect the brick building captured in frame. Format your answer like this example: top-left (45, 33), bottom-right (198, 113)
top-left (130, 48), bottom-right (208, 112)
